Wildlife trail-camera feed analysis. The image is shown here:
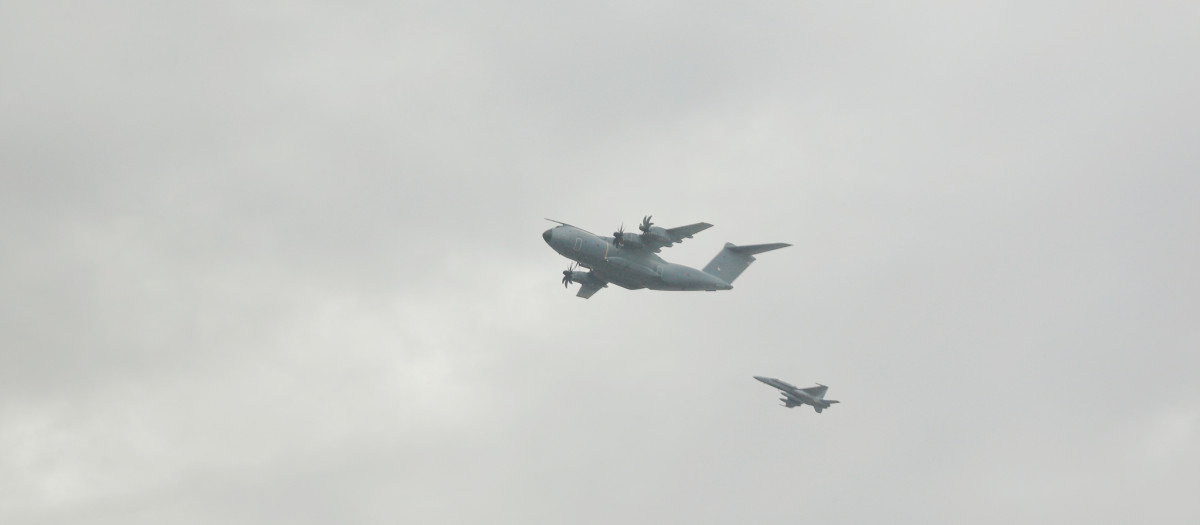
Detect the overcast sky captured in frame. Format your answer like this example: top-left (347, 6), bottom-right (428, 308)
top-left (2, 1), bottom-right (1199, 524)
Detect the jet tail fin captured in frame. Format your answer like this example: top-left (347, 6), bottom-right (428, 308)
top-left (702, 242), bottom-right (791, 284)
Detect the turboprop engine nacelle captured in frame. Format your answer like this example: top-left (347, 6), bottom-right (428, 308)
top-left (643, 226), bottom-right (671, 246)
top-left (616, 233), bottom-right (644, 248)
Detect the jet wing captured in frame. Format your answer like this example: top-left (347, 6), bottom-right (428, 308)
top-left (798, 385), bottom-right (828, 397)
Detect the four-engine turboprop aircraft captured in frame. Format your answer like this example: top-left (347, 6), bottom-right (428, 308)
top-left (542, 215), bottom-right (790, 299)
top-left (754, 376), bottom-right (840, 413)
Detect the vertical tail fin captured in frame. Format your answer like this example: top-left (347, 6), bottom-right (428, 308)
top-left (702, 242), bottom-right (791, 284)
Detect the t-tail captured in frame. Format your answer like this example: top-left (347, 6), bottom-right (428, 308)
top-left (702, 242), bottom-right (791, 285)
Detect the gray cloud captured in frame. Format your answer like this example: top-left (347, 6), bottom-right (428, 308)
top-left (2, 1), bottom-right (1198, 524)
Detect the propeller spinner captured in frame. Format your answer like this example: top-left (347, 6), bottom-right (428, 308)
top-left (612, 224), bottom-right (625, 247)
top-left (561, 263), bottom-right (579, 287)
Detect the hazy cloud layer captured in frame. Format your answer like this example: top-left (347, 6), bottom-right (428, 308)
top-left (2, 1), bottom-right (1198, 524)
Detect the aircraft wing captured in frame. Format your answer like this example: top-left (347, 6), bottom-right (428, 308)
top-left (667, 222), bottom-right (713, 243)
top-left (799, 385), bottom-right (828, 397)
top-left (576, 280), bottom-right (605, 299)
top-left (649, 222), bottom-right (714, 252)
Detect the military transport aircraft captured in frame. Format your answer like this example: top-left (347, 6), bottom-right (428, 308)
top-left (542, 215), bottom-right (789, 299)
top-left (754, 376), bottom-right (840, 413)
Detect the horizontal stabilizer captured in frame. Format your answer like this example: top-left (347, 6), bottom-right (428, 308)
top-left (702, 242), bottom-right (791, 284)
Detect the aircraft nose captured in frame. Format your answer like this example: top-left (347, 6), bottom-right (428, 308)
top-left (542, 228), bottom-right (553, 244)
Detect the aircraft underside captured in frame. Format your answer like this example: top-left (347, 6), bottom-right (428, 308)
top-left (580, 261), bottom-right (726, 291)
top-left (577, 264), bottom-right (645, 290)
top-left (543, 218), bottom-right (787, 298)
top-left (759, 376), bottom-right (837, 415)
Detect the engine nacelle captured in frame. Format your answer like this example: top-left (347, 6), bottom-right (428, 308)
top-left (645, 226), bottom-right (671, 246)
top-left (616, 233), bottom-right (644, 248)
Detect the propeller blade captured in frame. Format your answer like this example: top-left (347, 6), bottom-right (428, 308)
top-left (561, 263), bottom-right (578, 287)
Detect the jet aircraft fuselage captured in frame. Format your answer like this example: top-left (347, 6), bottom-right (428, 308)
top-left (754, 376), bottom-right (839, 413)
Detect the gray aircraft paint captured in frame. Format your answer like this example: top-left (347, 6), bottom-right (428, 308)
top-left (754, 376), bottom-right (840, 414)
top-left (542, 219), bottom-right (789, 298)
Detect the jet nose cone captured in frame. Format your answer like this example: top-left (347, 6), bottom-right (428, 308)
top-left (542, 228), bottom-right (553, 244)
top-left (753, 376), bottom-right (769, 383)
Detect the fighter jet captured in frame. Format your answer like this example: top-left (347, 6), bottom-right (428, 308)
top-left (542, 215), bottom-right (789, 298)
top-left (754, 376), bottom-right (839, 413)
